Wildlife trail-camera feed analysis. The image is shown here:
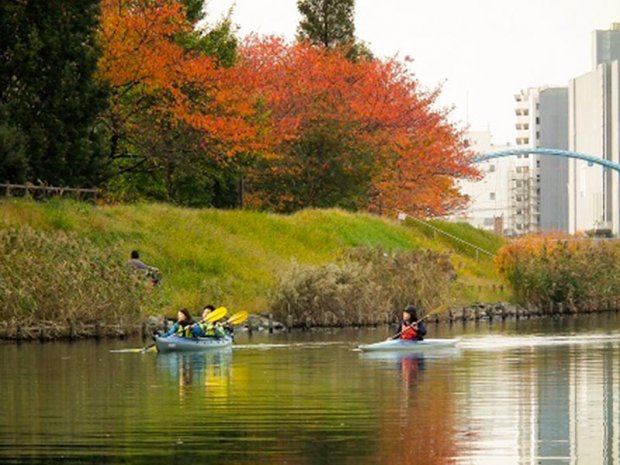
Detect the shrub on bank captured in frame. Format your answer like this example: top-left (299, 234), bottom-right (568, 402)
top-left (270, 247), bottom-right (456, 326)
top-left (496, 235), bottom-right (620, 312)
top-left (0, 227), bottom-right (146, 331)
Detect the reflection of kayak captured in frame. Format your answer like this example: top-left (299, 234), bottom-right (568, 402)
top-left (358, 338), bottom-right (459, 352)
top-left (155, 335), bottom-right (233, 353)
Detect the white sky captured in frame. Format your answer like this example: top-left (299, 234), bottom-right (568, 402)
top-left (206, 0), bottom-right (620, 145)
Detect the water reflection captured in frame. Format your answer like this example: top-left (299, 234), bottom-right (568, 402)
top-left (1, 317), bottom-right (620, 465)
top-left (453, 336), bottom-right (620, 465)
top-left (359, 351), bottom-right (427, 387)
top-left (359, 350), bottom-right (459, 465)
top-left (155, 350), bottom-right (233, 395)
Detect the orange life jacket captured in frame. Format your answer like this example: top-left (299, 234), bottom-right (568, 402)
top-left (401, 324), bottom-right (417, 340)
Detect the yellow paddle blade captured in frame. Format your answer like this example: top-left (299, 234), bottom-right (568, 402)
top-left (205, 306), bottom-right (228, 323)
top-left (227, 311), bottom-right (248, 325)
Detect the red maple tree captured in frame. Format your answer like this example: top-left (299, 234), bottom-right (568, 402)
top-left (237, 36), bottom-right (478, 215)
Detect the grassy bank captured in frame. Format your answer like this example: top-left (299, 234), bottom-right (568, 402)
top-left (0, 199), bottom-right (510, 319)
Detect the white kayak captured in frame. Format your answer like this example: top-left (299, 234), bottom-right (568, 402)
top-left (155, 335), bottom-right (233, 353)
top-left (358, 338), bottom-right (460, 352)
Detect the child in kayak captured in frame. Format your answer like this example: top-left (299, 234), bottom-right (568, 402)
top-left (392, 305), bottom-right (427, 341)
top-left (194, 305), bottom-right (226, 338)
top-left (162, 308), bottom-right (201, 338)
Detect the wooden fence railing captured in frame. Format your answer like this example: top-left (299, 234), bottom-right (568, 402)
top-left (0, 183), bottom-right (100, 202)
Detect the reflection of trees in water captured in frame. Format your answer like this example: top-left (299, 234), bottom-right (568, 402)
top-left (376, 354), bottom-right (458, 465)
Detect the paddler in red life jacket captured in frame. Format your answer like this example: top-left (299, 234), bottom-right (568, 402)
top-left (392, 305), bottom-right (427, 341)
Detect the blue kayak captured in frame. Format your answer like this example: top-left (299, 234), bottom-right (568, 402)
top-left (155, 335), bottom-right (233, 353)
top-left (358, 338), bottom-right (459, 352)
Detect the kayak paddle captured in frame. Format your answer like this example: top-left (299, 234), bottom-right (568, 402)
top-left (226, 311), bottom-right (248, 326)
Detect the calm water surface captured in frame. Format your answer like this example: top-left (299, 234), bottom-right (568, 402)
top-left (2, 315), bottom-right (620, 464)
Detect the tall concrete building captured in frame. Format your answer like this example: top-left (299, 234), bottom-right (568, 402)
top-left (538, 88), bottom-right (569, 232)
top-left (512, 87), bottom-right (568, 234)
top-left (568, 24), bottom-right (620, 235)
top-left (593, 23), bottom-right (620, 68)
top-left (513, 88), bottom-right (542, 234)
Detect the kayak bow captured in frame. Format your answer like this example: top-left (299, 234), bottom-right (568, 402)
top-left (358, 338), bottom-right (459, 352)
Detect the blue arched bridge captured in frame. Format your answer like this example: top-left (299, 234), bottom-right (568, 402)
top-left (473, 148), bottom-right (620, 172)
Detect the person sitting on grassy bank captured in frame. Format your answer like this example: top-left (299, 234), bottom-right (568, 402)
top-left (392, 305), bottom-right (427, 341)
top-left (127, 250), bottom-right (161, 285)
top-left (162, 308), bottom-right (201, 338)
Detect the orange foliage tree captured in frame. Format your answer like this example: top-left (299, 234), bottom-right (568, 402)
top-left (96, 0), bottom-right (264, 202)
top-left (236, 37), bottom-right (478, 214)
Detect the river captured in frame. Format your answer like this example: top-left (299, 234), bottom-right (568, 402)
top-left (1, 314), bottom-right (620, 464)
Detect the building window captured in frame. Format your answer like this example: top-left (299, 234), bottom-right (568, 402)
top-left (517, 209), bottom-right (523, 215)
top-left (489, 164), bottom-right (495, 173)
top-left (490, 192), bottom-right (496, 200)
top-left (516, 196), bottom-right (523, 202)
top-left (524, 138), bottom-right (530, 145)
top-left (536, 131), bottom-right (540, 140)
top-left (516, 180), bottom-right (523, 187)
top-left (536, 117), bottom-right (540, 124)
top-left (536, 160), bottom-right (540, 167)
top-left (524, 154), bottom-right (529, 158)
top-left (516, 167), bottom-right (522, 173)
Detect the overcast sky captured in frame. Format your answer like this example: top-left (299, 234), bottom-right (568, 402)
top-left (206, 0), bottom-right (620, 145)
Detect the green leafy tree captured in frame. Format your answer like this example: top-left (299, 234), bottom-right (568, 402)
top-left (249, 121), bottom-right (377, 212)
top-left (0, 0), bottom-right (107, 187)
top-left (182, 0), bottom-right (206, 23)
top-left (297, 0), bottom-right (356, 48)
top-left (178, 3), bottom-right (238, 67)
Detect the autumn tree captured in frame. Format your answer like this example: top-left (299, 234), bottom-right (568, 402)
top-left (238, 37), bottom-right (477, 215)
top-left (0, 0), bottom-right (107, 186)
top-left (97, 0), bottom-right (261, 205)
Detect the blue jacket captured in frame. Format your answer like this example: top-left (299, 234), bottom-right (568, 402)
top-left (162, 322), bottom-right (202, 338)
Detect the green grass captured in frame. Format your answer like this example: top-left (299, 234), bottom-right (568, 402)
top-left (406, 219), bottom-right (505, 256)
top-left (0, 199), bottom-right (511, 315)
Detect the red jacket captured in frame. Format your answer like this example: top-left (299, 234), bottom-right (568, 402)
top-left (400, 324), bottom-right (417, 340)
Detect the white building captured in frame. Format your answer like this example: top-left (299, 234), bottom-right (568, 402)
top-left (513, 88), bottom-right (542, 234)
top-left (568, 23), bottom-right (620, 235)
top-left (451, 131), bottom-right (514, 235)
top-left (512, 87), bottom-right (570, 234)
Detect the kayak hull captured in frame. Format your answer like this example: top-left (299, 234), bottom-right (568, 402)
top-left (358, 338), bottom-right (459, 352)
top-left (155, 335), bottom-right (233, 353)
